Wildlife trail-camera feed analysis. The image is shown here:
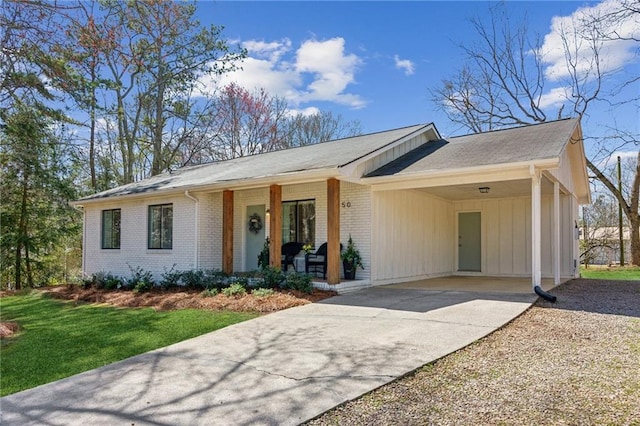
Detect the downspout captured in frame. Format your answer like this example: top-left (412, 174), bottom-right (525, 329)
top-left (184, 191), bottom-right (199, 269)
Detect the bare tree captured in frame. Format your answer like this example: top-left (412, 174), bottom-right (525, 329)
top-left (282, 110), bottom-right (362, 148)
top-left (431, 3), bottom-right (640, 265)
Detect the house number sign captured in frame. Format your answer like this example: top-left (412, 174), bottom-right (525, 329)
top-left (341, 201), bottom-right (352, 208)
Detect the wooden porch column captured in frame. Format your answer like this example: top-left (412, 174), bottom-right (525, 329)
top-left (531, 171), bottom-right (542, 290)
top-left (222, 190), bottom-right (234, 274)
top-left (269, 185), bottom-right (282, 268)
top-left (553, 181), bottom-right (561, 285)
top-left (327, 178), bottom-right (341, 284)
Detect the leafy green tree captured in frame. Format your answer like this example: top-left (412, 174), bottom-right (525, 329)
top-left (0, 103), bottom-right (80, 289)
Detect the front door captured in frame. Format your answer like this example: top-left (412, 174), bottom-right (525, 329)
top-left (458, 212), bottom-right (481, 272)
top-left (245, 205), bottom-right (266, 271)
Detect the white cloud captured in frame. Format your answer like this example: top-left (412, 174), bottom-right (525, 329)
top-left (539, 0), bottom-right (640, 82)
top-left (197, 37), bottom-right (365, 109)
top-left (538, 86), bottom-right (570, 109)
top-left (394, 55), bottom-right (415, 76)
top-left (596, 150), bottom-right (638, 169)
top-left (285, 106), bottom-right (321, 118)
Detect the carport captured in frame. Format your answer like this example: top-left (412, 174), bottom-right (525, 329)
top-left (364, 119), bottom-right (590, 293)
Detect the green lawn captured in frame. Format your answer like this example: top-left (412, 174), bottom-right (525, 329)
top-left (0, 292), bottom-right (257, 396)
top-left (580, 266), bottom-right (640, 280)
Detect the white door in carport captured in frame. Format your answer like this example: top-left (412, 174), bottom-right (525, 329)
top-left (458, 212), bottom-right (481, 272)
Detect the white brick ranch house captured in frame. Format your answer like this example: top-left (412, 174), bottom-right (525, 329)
top-left (72, 118), bottom-right (591, 293)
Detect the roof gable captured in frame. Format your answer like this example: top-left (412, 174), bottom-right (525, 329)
top-left (366, 118), bottom-right (580, 177)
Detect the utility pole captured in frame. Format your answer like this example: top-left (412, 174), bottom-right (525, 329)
top-left (618, 156), bottom-right (624, 266)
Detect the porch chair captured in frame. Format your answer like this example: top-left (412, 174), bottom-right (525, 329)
top-left (305, 242), bottom-right (343, 279)
top-left (281, 242), bottom-right (304, 272)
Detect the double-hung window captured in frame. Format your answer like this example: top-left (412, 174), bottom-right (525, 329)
top-left (148, 204), bottom-right (173, 249)
top-left (101, 209), bottom-right (121, 249)
top-left (282, 200), bottom-right (315, 246)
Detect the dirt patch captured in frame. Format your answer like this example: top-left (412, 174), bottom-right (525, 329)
top-left (0, 322), bottom-right (20, 339)
top-left (41, 285), bottom-right (337, 313)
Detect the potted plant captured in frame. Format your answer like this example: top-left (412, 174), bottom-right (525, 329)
top-left (341, 234), bottom-right (363, 280)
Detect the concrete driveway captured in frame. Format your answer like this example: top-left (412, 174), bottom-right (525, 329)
top-left (0, 287), bottom-right (536, 425)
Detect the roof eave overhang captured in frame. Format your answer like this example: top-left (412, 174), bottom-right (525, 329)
top-left (361, 158), bottom-right (560, 191)
top-left (71, 168), bottom-right (339, 207)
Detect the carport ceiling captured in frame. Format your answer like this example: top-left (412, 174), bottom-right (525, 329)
top-left (417, 178), bottom-right (555, 201)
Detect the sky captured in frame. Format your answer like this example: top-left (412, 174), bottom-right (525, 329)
top-left (194, 0), bottom-right (639, 168)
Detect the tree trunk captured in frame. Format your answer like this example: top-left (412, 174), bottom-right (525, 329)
top-left (14, 176), bottom-right (29, 290)
top-left (630, 215), bottom-right (640, 266)
top-left (151, 61), bottom-right (166, 176)
top-left (89, 66), bottom-right (97, 190)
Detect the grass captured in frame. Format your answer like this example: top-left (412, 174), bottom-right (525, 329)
top-left (580, 265), bottom-right (640, 280)
top-left (0, 292), bottom-right (257, 396)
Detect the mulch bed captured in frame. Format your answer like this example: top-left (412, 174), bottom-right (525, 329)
top-left (0, 285), bottom-right (337, 339)
top-left (40, 285), bottom-right (337, 313)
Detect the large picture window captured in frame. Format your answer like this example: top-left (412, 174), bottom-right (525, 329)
top-left (148, 204), bottom-right (173, 249)
top-left (101, 209), bottom-right (121, 249)
top-left (282, 200), bottom-right (315, 246)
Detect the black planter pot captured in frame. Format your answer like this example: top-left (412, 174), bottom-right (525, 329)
top-left (343, 261), bottom-right (357, 280)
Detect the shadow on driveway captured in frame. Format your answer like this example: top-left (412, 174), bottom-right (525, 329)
top-left (1, 286), bottom-right (537, 426)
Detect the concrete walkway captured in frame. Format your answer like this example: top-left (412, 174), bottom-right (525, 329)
top-left (1, 287), bottom-right (537, 425)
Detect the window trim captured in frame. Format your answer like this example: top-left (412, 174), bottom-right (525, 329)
top-left (148, 203), bottom-right (173, 250)
top-left (101, 209), bottom-right (121, 250)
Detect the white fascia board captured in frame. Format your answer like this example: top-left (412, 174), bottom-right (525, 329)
top-left (71, 168), bottom-right (339, 207)
top-left (339, 124), bottom-right (439, 179)
top-left (364, 159), bottom-right (559, 192)
top-left (571, 125), bottom-right (592, 204)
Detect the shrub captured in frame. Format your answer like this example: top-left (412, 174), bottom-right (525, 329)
top-left (200, 288), bottom-right (219, 298)
top-left (261, 266), bottom-right (286, 289)
top-left (127, 266), bottom-right (155, 292)
top-left (222, 283), bottom-right (247, 297)
top-left (92, 272), bottom-right (124, 290)
top-left (257, 238), bottom-right (270, 270)
top-left (285, 273), bottom-right (313, 294)
top-left (180, 269), bottom-right (207, 290)
top-left (160, 266), bottom-right (182, 290)
top-left (251, 288), bottom-right (275, 297)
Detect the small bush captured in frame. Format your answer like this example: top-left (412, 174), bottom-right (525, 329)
top-left (222, 283), bottom-right (247, 297)
top-left (200, 288), bottom-right (219, 298)
top-left (261, 266), bottom-right (286, 289)
top-left (127, 266), bottom-right (155, 292)
top-left (180, 270), bottom-right (207, 290)
top-left (252, 288), bottom-right (275, 297)
top-left (257, 238), bottom-right (270, 270)
top-left (92, 272), bottom-right (124, 290)
top-left (160, 266), bottom-right (182, 290)
top-left (285, 273), bottom-right (313, 294)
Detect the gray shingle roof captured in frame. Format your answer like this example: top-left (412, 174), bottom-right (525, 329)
top-left (78, 123), bottom-right (431, 202)
top-left (366, 118), bottom-right (579, 178)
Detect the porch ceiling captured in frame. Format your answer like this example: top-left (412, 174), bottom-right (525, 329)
top-left (416, 177), bottom-right (555, 201)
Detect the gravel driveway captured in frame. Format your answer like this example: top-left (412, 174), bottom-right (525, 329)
top-left (308, 279), bottom-right (640, 425)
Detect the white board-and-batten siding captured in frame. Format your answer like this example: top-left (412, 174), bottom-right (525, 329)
top-left (371, 189), bottom-right (455, 283)
top-left (370, 190), bottom-right (576, 284)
